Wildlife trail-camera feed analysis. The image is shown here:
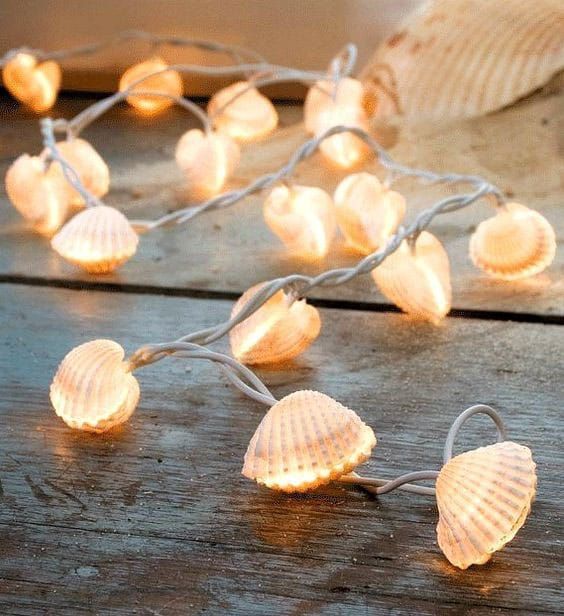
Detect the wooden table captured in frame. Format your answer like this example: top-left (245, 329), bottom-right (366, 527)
top-left (0, 87), bottom-right (562, 615)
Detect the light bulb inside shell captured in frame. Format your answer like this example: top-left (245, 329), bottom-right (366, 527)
top-left (50, 339), bottom-right (140, 433)
top-left (334, 172), bottom-right (406, 254)
top-left (5, 154), bottom-right (69, 235)
top-left (242, 390), bottom-right (377, 492)
top-left (263, 184), bottom-right (337, 259)
top-left (119, 57), bottom-right (183, 114)
top-left (436, 441), bottom-right (536, 570)
top-left (470, 202), bottom-right (556, 280)
top-left (372, 231), bottom-right (452, 324)
top-left (175, 128), bottom-right (240, 200)
top-left (51, 205), bottom-right (139, 274)
top-left (2, 52), bottom-right (61, 112)
top-left (230, 283), bottom-right (321, 365)
top-left (207, 81), bottom-right (278, 142)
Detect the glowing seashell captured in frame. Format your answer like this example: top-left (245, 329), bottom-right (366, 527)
top-left (51, 205), bottom-right (139, 273)
top-left (2, 52), bottom-right (61, 112)
top-left (334, 172), bottom-right (406, 254)
top-left (230, 283), bottom-right (321, 365)
top-left (175, 128), bottom-right (240, 200)
top-left (360, 0), bottom-right (564, 122)
top-left (372, 231), bottom-right (451, 324)
top-left (242, 390), bottom-right (377, 492)
top-left (436, 441), bottom-right (536, 569)
top-left (469, 202), bottom-right (556, 280)
top-left (5, 154), bottom-right (69, 235)
top-left (207, 81), bottom-right (278, 142)
top-left (50, 339), bottom-right (140, 433)
top-left (263, 184), bottom-right (337, 259)
top-left (119, 57), bottom-right (183, 114)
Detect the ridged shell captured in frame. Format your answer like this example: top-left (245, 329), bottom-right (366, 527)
top-left (51, 205), bottom-right (139, 273)
top-left (372, 231), bottom-right (451, 324)
top-left (5, 154), bottom-right (69, 235)
top-left (175, 128), bottom-right (240, 200)
top-left (436, 441), bottom-right (536, 569)
top-left (50, 339), bottom-right (140, 433)
top-left (119, 57), bottom-right (183, 114)
top-left (242, 390), bottom-right (377, 492)
top-left (334, 173), bottom-right (406, 254)
top-left (263, 184), bottom-right (337, 259)
top-left (230, 283), bottom-right (321, 365)
top-left (2, 52), bottom-right (61, 112)
top-left (469, 202), bottom-right (556, 280)
top-left (360, 0), bottom-right (564, 122)
top-left (207, 81), bottom-right (278, 142)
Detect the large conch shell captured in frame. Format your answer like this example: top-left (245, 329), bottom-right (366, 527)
top-left (360, 0), bottom-right (564, 122)
top-left (51, 205), bottom-right (139, 273)
top-left (334, 172), bottom-right (406, 254)
top-left (175, 128), bottom-right (240, 200)
top-left (469, 202), bottom-right (556, 280)
top-left (230, 283), bottom-right (321, 365)
top-left (242, 390), bottom-right (377, 492)
top-left (436, 441), bottom-right (536, 569)
top-left (372, 231), bottom-right (451, 323)
top-left (2, 52), bottom-right (61, 112)
top-left (50, 339), bottom-right (140, 433)
top-left (263, 184), bottom-right (337, 258)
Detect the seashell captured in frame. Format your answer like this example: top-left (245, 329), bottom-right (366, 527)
top-left (51, 205), bottom-right (139, 273)
top-left (360, 0), bottom-right (564, 122)
top-left (175, 128), bottom-right (240, 200)
top-left (263, 184), bottom-right (337, 259)
top-left (50, 339), bottom-right (140, 433)
top-left (5, 154), bottom-right (69, 235)
top-left (230, 282), bottom-right (321, 365)
top-left (119, 57), bottom-right (183, 114)
top-left (436, 441), bottom-right (536, 569)
top-left (2, 52), bottom-right (61, 112)
top-left (372, 231), bottom-right (451, 324)
top-left (334, 172), bottom-right (406, 254)
top-left (207, 81), bottom-right (278, 142)
top-left (242, 390), bottom-right (377, 492)
top-left (469, 202), bottom-right (556, 280)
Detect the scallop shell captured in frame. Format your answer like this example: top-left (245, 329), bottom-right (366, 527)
top-left (263, 184), bottom-right (337, 258)
top-left (469, 202), bottom-right (556, 280)
top-left (50, 339), bottom-right (140, 433)
top-left (119, 57), bottom-right (183, 114)
top-left (175, 128), bottom-right (240, 200)
top-left (207, 81), bottom-right (278, 142)
top-left (360, 0), bottom-right (564, 122)
top-left (230, 283), bottom-right (321, 365)
top-left (372, 231), bottom-right (451, 324)
top-left (242, 390), bottom-right (377, 492)
top-left (51, 205), bottom-right (139, 273)
top-left (436, 441), bottom-right (536, 569)
top-left (334, 172), bottom-right (406, 254)
top-left (2, 52), bottom-right (61, 112)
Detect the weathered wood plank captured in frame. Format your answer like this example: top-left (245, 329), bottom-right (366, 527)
top-left (0, 283), bottom-right (562, 614)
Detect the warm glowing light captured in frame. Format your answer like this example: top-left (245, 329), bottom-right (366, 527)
top-left (50, 339), bottom-right (140, 432)
top-left (469, 202), bottom-right (556, 280)
top-left (119, 57), bottom-right (183, 114)
top-left (436, 441), bottom-right (536, 569)
top-left (207, 81), bottom-right (278, 142)
top-left (334, 172), bottom-right (406, 254)
top-left (372, 231), bottom-right (451, 324)
top-left (2, 52), bottom-right (61, 112)
top-left (51, 205), bottom-right (139, 273)
top-left (263, 184), bottom-right (337, 258)
top-left (175, 128), bottom-right (240, 200)
top-left (230, 282), bottom-right (321, 365)
top-left (242, 390), bottom-right (376, 492)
